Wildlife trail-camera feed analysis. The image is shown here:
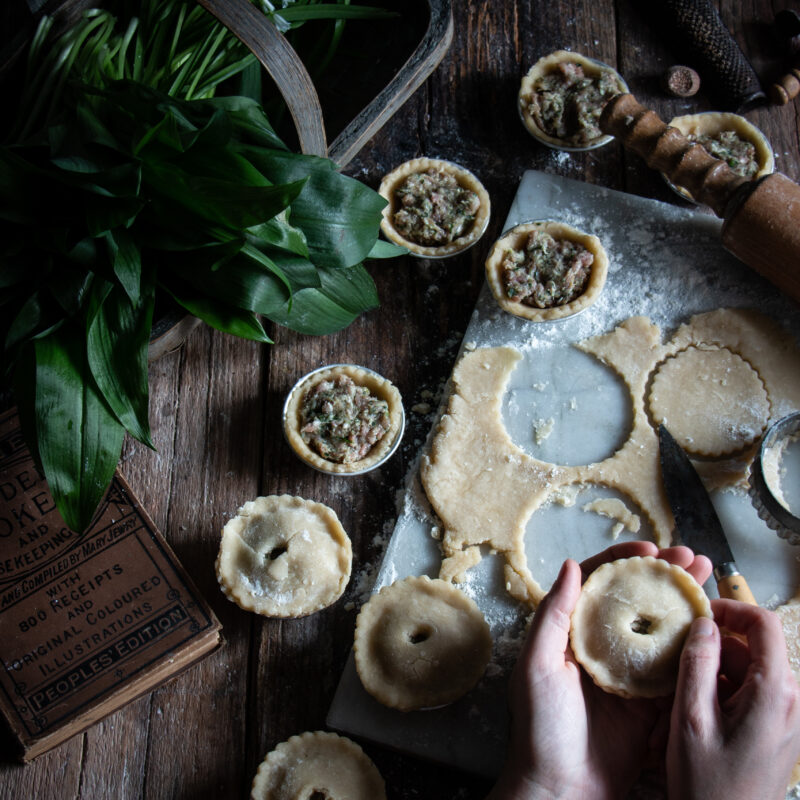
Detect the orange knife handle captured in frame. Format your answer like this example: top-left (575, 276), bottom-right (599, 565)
top-left (716, 571), bottom-right (757, 605)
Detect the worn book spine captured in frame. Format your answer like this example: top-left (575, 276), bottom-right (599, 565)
top-left (0, 408), bottom-right (222, 761)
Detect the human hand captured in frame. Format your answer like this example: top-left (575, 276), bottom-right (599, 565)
top-left (487, 540), bottom-right (712, 800)
top-left (667, 599), bottom-right (800, 800)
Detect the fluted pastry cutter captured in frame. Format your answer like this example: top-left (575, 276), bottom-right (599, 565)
top-left (749, 413), bottom-right (800, 546)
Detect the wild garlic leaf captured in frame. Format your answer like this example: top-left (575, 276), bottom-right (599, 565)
top-left (247, 214), bottom-right (309, 258)
top-left (5, 292), bottom-right (44, 354)
top-left (144, 160), bottom-right (307, 231)
top-left (241, 147), bottom-right (387, 269)
top-left (105, 228), bottom-right (142, 305)
top-left (86, 277), bottom-right (154, 448)
top-left (265, 263), bottom-right (378, 335)
top-left (161, 280), bottom-right (273, 344)
top-left (35, 328), bottom-right (125, 533)
top-left (167, 250), bottom-right (292, 316)
top-left (368, 239), bottom-right (408, 259)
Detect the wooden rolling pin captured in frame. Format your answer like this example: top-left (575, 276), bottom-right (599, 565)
top-left (600, 93), bottom-right (800, 305)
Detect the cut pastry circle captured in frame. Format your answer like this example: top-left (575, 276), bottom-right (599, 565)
top-left (648, 346), bottom-right (770, 457)
top-left (283, 364), bottom-right (404, 475)
top-left (378, 157), bottom-right (491, 258)
top-left (570, 556), bottom-right (712, 698)
top-left (484, 220), bottom-right (608, 321)
top-left (216, 495), bottom-right (352, 618)
top-left (353, 575), bottom-right (492, 711)
top-left (250, 731), bottom-right (386, 800)
top-left (518, 50), bottom-right (628, 150)
top-left (665, 112), bottom-right (774, 203)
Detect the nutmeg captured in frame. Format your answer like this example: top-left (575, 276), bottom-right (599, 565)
top-left (661, 65), bottom-right (701, 98)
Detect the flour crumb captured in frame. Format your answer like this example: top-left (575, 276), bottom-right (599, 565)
top-left (534, 417), bottom-right (555, 445)
top-left (551, 484), bottom-right (580, 507)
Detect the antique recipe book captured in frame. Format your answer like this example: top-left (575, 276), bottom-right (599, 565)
top-left (0, 408), bottom-right (222, 760)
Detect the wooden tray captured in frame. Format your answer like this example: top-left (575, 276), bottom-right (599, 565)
top-left (2, 0), bottom-right (452, 169)
top-left (200, 0), bottom-right (453, 167)
top-left (1, 0), bottom-right (453, 358)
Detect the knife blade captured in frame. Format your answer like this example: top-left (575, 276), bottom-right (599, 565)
top-left (658, 423), bottom-right (757, 604)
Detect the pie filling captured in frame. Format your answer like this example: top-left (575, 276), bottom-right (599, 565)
top-left (501, 229), bottom-right (593, 308)
top-left (300, 374), bottom-right (391, 464)
top-left (527, 61), bottom-right (620, 146)
top-left (392, 168), bottom-right (481, 246)
top-left (690, 129), bottom-right (759, 178)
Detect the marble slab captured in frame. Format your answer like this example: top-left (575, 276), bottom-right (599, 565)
top-left (327, 170), bottom-right (800, 780)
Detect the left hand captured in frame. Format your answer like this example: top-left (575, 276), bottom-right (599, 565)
top-left (487, 540), bottom-right (712, 800)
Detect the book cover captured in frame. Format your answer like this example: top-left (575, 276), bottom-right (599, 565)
top-left (0, 408), bottom-right (222, 760)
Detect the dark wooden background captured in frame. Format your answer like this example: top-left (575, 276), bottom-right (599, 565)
top-left (2, 0), bottom-right (800, 798)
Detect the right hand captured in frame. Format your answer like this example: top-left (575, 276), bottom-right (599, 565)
top-left (667, 599), bottom-right (800, 800)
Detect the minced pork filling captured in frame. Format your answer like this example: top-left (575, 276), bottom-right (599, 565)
top-left (392, 168), bottom-right (481, 246)
top-left (528, 61), bottom-right (619, 146)
top-left (691, 130), bottom-right (759, 179)
top-left (502, 230), bottom-right (594, 308)
top-left (300, 375), bottom-right (391, 463)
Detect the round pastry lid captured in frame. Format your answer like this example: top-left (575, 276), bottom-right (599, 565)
top-left (749, 412), bottom-right (800, 544)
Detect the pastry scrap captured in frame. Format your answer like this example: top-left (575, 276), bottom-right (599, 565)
top-left (420, 308), bottom-right (800, 605)
top-left (648, 345), bottom-right (770, 457)
top-left (353, 575), bottom-right (492, 711)
top-left (518, 50), bottom-right (628, 149)
top-left (284, 364), bottom-right (404, 474)
top-left (378, 157), bottom-right (491, 257)
top-left (570, 556), bottom-right (712, 698)
top-left (666, 112), bottom-right (773, 202)
top-left (250, 731), bottom-right (386, 800)
top-left (484, 221), bottom-right (608, 321)
top-left (216, 495), bottom-right (351, 618)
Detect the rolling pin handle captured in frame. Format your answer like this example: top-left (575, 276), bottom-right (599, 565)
top-left (601, 93), bottom-right (800, 307)
top-left (600, 93), bottom-right (747, 217)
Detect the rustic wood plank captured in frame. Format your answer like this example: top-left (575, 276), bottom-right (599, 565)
top-left (2, 2), bottom-right (800, 799)
top-left (135, 325), bottom-right (264, 797)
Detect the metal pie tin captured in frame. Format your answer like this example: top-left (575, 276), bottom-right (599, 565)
top-left (282, 364), bottom-right (405, 476)
top-left (517, 51), bottom-right (629, 152)
top-left (378, 157), bottom-right (491, 260)
top-left (749, 412), bottom-right (800, 545)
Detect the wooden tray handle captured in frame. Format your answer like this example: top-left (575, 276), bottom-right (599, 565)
top-left (198, 0), bottom-right (454, 169)
top-left (328, 0), bottom-right (453, 167)
top-left (601, 93), bottom-right (800, 305)
top-left (197, 0), bottom-right (327, 158)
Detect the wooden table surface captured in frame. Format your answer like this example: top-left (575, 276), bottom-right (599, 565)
top-left (2, 1), bottom-right (800, 798)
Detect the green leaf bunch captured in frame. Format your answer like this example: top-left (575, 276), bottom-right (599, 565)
top-left (1, 1), bottom-right (405, 533)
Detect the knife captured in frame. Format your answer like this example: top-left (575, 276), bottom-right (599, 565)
top-left (658, 424), bottom-right (757, 605)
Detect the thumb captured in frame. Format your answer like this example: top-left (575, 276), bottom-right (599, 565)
top-left (514, 559), bottom-right (581, 682)
top-left (672, 616), bottom-right (721, 740)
